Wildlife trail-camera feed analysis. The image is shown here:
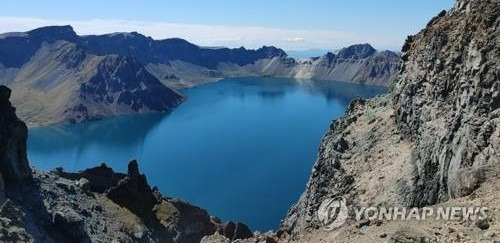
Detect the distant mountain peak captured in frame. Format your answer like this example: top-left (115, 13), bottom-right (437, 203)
top-left (0, 25), bottom-right (80, 68)
top-left (256, 45), bottom-right (288, 58)
top-left (337, 43), bottom-right (376, 59)
top-left (27, 25), bottom-right (78, 41)
top-left (325, 52), bottom-right (336, 58)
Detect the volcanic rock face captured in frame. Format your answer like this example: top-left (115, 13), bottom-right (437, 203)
top-left (74, 54), bottom-right (183, 124)
top-left (0, 86), bottom-right (33, 242)
top-left (392, 0), bottom-right (500, 206)
top-left (281, 0), bottom-right (499, 241)
top-left (106, 160), bottom-right (164, 224)
top-left (0, 85), bottom-right (31, 182)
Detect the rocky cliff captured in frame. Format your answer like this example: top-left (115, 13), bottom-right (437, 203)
top-left (392, 0), bottom-right (499, 206)
top-left (280, 0), bottom-right (499, 242)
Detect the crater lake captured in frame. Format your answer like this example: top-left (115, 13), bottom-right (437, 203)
top-left (28, 77), bottom-right (387, 231)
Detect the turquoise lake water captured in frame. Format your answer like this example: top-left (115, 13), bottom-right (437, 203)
top-left (28, 77), bottom-right (387, 231)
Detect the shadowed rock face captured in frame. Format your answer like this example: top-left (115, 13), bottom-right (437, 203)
top-left (73, 54), bottom-right (184, 123)
top-left (106, 160), bottom-right (158, 223)
top-left (281, 0), bottom-right (499, 239)
top-left (0, 85), bottom-right (31, 182)
top-left (0, 86), bottom-right (34, 242)
top-left (218, 221), bottom-right (254, 241)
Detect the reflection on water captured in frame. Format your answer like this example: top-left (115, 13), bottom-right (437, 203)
top-left (28, 77), bottom-right (386, 231)
top-left (258, 90), bottom-right (286, 100)
top-left (30, 113), bottom-right (165, 151)
top-left (29, 112), bottom-right (165, 170)
top-left (234, 77), bottom-right (386, 106)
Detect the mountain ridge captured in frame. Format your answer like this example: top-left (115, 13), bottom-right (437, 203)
top-left (0, 26), bottom-right (399, 87)
top-left (0, 25), bottom-right (399, 126)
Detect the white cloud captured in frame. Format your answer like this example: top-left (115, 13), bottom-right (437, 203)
top-left (283, 37), bottom-right (306, 43)
top-left (0, 16), bottom-right (403, 51)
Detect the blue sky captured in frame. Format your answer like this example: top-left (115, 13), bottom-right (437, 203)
top-left (0, 0), bottom-right (455, 51)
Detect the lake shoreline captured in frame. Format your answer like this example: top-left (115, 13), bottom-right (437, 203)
top-left (28, 77), bottom-right (387, 231)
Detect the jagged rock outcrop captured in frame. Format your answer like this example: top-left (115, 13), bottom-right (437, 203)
top-left (52, 160), bottom-right (219, 242)
top-left (215, 221), bottom-right (254, 241)
top-left (64, 163), bottom-right (126, 193)
top-left (106, 160), bottom-right (170, 225)
top-left (280, 0), bottom-right (499, 241)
